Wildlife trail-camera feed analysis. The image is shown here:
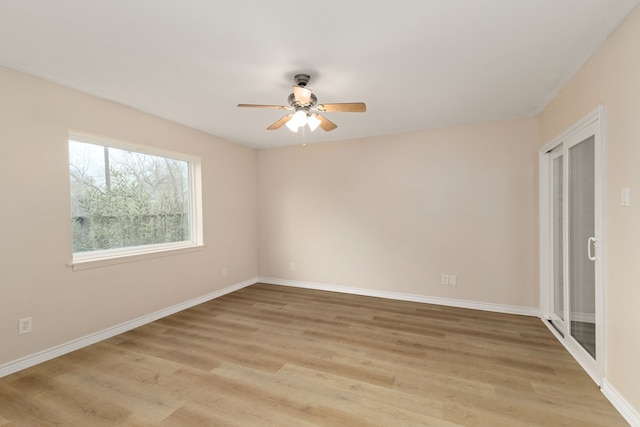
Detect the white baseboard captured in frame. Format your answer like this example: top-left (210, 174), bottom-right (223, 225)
top-left (602, 381), bottom-right (640, 427)
top-left (0, 278), bottom-right (257, 379)
top-left (258, 277), bottom-right (539, 317)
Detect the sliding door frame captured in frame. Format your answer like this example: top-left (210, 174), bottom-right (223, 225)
top-left (539, 105), bottom-right (605, 385)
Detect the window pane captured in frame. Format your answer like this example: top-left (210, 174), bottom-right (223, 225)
top-left (69, 139), bottom-right (191, 254)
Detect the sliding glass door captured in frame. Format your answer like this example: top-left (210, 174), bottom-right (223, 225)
top-left (568, 135), bottom-right (597, 359)
top-left (541, 109), bottom-right (603, 384)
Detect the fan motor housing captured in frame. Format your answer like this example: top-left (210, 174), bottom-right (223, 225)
top-left (288, 92), bottom-right (317, 108)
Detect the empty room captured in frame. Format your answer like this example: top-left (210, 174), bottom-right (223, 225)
top-left (1, 1), bottom-right (639, 425)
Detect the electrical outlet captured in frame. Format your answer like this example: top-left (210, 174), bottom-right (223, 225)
top-left (19, 317), bottom-right (32, 335)
top-left (222, 267), bottom-right (228, 276)
top-left (441, 274), bottom-right (449, 285)
top-left (290, 262), bottom-right (296, 271)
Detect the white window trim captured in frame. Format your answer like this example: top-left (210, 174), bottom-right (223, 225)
top-left (68, 244), bottom-right (206, 271)
top-left (68, 132), bottom-right (204, 270)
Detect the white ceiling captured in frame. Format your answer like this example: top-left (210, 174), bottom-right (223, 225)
top-left (0, 1), bottom-right (638, 149)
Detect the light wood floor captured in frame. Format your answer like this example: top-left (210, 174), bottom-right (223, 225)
top-left (0, 283), bottom-right (627, 426)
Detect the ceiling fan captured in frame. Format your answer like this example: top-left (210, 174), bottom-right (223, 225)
top-left (237, 74), bottom-right (366, 132)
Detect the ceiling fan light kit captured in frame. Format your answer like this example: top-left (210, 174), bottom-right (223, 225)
top-left (285, 110), bottom-right (307, 132)
top-left (238, 74), bottom-right (366, 133)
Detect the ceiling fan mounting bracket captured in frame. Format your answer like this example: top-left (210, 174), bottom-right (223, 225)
top-left (294, 74), bottom-right (310, 88)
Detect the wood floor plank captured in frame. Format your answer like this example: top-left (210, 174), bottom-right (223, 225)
top-left (0, 283), bottom-right (628, 426)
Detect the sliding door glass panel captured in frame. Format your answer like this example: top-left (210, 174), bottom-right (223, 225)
top-left (551, 155), bottom-right (564, 334)
top-left (568, 135), bottom-right (596, 359)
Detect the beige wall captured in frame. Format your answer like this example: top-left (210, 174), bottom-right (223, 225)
top-left (258, 118), bottom-right (540, 309)
top-left (539, 6), bottom-right (640, 415)
top-left (0, 67), bottom-right (258, 366)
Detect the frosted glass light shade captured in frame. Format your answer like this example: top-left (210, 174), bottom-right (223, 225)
top-left (285, 118), bottom-right (299, 132)
top-left (307, 114), bottom-right (321, 131)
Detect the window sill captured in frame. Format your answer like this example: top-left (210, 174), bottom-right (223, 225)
top-left (68, 244), bottom-right (205, 271)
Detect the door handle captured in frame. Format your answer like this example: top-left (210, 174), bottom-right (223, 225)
top-left (587, 237), bottom-right (598, 261)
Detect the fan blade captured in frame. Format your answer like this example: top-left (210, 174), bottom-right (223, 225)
top-left (292, 86), bottom-right (312, 105)
top-left (238, 104), bottom-right (291, 110)
top-left (317, 102), bottom-right (366, 113)
top-left (317, 114), bottom-right (337, 131)
top-left (267, 114), bottom-right (293, 130)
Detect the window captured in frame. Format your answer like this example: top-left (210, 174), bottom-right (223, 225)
top-left (68, 133), bottom-right (202, 265)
